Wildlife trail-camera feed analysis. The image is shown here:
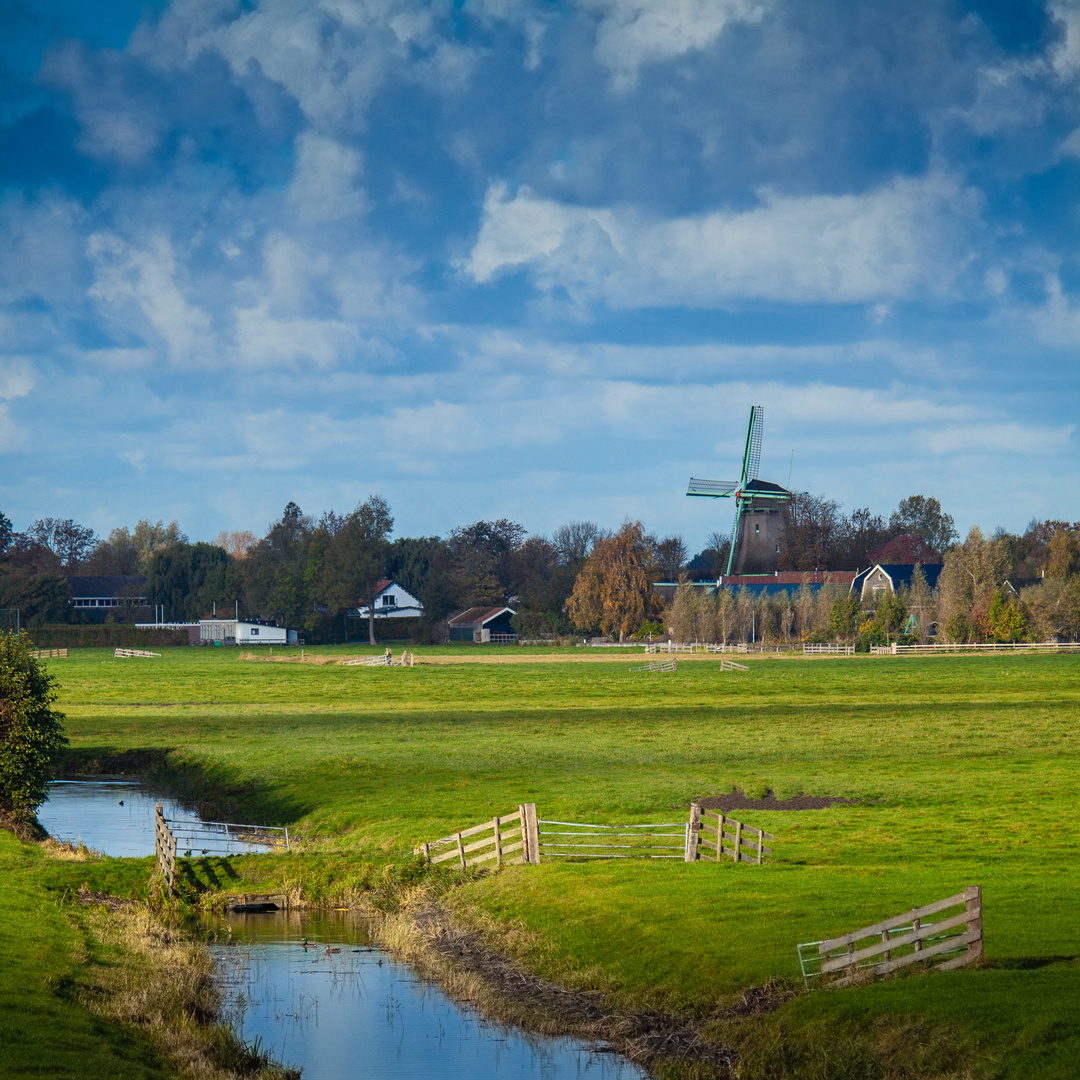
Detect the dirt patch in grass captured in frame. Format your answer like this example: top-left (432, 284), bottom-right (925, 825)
top-left (692, 789), bottom-right (865, 812)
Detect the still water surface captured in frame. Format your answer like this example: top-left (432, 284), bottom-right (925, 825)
top-left (205, 910), bottom-right (647, 1080)
top-left (39, 779), bottom-right (204, 857)
top-left (41, 781), bottom-right (649, 1079)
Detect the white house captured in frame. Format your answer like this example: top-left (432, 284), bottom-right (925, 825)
top-left (198, 619), bottom-right (296, 645)
top-left (354, 580), bottom-right (424, 620)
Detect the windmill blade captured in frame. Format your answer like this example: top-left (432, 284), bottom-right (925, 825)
top-left (743, 406), bottom-right (764, 482)
top-left (687, 478), bottom-right (739, 497)
top-left (725, 505), bottom-right (742, 576)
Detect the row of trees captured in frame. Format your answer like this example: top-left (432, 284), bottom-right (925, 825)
top-left (2, 499), bottom-right (1078, 645)
top-left (665, 526), bottom-right (1080, 646)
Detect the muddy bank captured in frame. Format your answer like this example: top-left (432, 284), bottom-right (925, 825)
top-left (375, 900), bottom-right (797, 1079)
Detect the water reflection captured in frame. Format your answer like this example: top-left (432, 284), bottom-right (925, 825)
top-left (202, 910), bottom-right (648, 1080)
top-left (39, 779), bottom-right (204, 857)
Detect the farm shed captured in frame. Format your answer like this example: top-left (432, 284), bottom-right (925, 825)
top-left (197, 619), bottom-right (296, 645)
top-left (448, 606), bottom-right (517, 643)
top-left (852, 564), bottom-right (943, 602)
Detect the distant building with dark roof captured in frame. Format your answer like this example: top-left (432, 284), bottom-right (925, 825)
top-left (447, 606), bottom-right (517, 643)
top-left (67, 575), bottom-right (147, 612)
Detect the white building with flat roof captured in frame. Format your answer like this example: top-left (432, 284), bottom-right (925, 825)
top-left (198, 619), bottom-right (295, 645)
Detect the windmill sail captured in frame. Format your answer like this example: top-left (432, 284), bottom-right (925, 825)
top-left (685, 404), bottom-right (793, 577)
top-left (745, 406), bottom-right (763, 482)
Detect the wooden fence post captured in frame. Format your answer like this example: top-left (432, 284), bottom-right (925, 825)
top-left (964, 885), bottom-right (983, 963)
top-left (493, 815), bottom-right (502, 868)
top-left (685, 803), bottom-right (701, 862)
top-left (455, 831), bottom-right (466, 869)
top-left (716, 813), bottom-right (725, 860)
top-left (523, 803), bottom-right (541, 865)
top-left (733, 819), bottom-right (743, 863)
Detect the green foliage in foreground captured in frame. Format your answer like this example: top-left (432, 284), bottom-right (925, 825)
top-left (0, 631), bottom-right (67, 820)
top-left (37, 646), bottom-right (1080, 1076)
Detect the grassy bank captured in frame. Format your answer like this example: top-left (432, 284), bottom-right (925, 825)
top-left (0, 830), bottom-right (295, 1079)
top-left (32, 645), bottom-right (1080, 1076)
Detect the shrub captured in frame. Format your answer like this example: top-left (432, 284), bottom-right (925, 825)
top-left (0, 632), bottom-right (67, 824)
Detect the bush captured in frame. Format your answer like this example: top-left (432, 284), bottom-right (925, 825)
top-left (0, 632), bottom-right (67, 824)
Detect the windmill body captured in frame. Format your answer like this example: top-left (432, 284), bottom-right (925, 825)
top-left (687, 406), bottom-right (794, 576)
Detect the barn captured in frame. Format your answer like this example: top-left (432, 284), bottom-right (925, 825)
top-left (852, 564), bottom-right (943, 602)
top-left (447, 606), bottom-right (517, 643)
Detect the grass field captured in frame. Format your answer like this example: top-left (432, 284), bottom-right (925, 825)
top-left (11, 644), bottom-right (1080, 1077)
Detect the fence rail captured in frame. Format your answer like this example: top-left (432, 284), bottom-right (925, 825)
top-left (645, 642), bottom-right (749, 654)
top-left (538, 818), bottom-right (688, 859)
top-left (718, 658), bottom-right (748, 671)
top-left (341, 651), bottom-right (415, 666)
top-left (629, 659), bottom-right (677, 673)
top-left (155, 804), bottom-right (176, 893)
top-left (797, 887), bottom-right (983, 986)
top-left (873, 641), bottom-right (1080, 655)
top-left (804, 644), bottom-right (855, 655)
top-left (686, 804), bottom-right (773, 864)
top-left (154, 803), bottom-right (290, 896)
top-left (417, 802), bottom-right (774, 869)
top-left (29, 648), bottom-right (68, 659)
top-left (115, 648), bottom-right (161, 658)
top-left (417, 804), bottom-right (539, 868)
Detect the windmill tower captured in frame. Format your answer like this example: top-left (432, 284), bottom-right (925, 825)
top-left (687, 406), bottom-right (793, 576)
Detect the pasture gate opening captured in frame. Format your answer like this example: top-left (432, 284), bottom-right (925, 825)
top-left (417, 802), bottom-right (774, 868)
top-left (797, 887), bottom-right (983, 987)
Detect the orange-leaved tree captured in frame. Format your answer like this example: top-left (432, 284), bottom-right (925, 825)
top-left (566, 520), bottom-right (655, 642)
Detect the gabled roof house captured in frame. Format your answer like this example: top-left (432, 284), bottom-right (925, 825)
top-left (448, 606), bottom-right (517, 643)
top-left (354, 580), bottom-right (424, 619)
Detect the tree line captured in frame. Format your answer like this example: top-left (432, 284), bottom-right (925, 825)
top-left (1, 496), bottom-right (1078, 645)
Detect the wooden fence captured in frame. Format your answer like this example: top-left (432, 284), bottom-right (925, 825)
top-left (645, 642), bottom-right (749, 654)
top-left (341, 651), bottom-right (415, 666)
top-left (115, 648), bottom-right (161, 658)
top-left (798, 887), bottom-right (983, 986)
top-left (418, 803), bottom-right (773, 868)
top-left (154, 803), bottom-right (290, 895)
top-left (803, 644), bottom-right (854, 655)
top-left (686, 804), bottom-right (773, 864)
top-left (418, 804), bottom-right (538, 868)
top-left (155, 804), bottom-right (177, 894)
top-left (29, 648), bottom-right (68, 659)
top-left (538, 817), bottom-right (689, 859)
top-left (873, 642), bottom-right (1080, 655)
top-left (629, 658), bottom-right (677, 673)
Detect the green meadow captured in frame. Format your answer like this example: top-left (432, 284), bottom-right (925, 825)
top-left (6, 645), bottom-right (1080, 1078)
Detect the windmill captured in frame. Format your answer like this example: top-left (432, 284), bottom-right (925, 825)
top-left (687, 406), bottom-right (793, 576)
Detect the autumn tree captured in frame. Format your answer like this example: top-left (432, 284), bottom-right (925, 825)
top-left (937, 527), bottom-right (1011, 642)
top-left (889, 495), bottom-right (957, 554)
top-left (778, 493), bottom-right (842, 571)
top-left (567, 521), bottom-right (655, 642)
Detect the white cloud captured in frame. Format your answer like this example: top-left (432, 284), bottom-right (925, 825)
top-left (88, 232), bottom-right (215, 366)
top-left (232, 303), bottom-right (361, 369)
top-left (582, 0), bottom-right (772, 89)
top-left (289, 133), bottom-right (369, 224)
top-left (142, 0), bottom-right (473, 129)
top-left (1030, 273), bottom-right (1080, 346)
top-left (0, 358), bottom-right (35, 401)
top-left (465, 173), bottom-right (984, 305)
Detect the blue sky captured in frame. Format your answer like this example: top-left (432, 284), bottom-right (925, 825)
top-left (1, 0), bottom-right (1078, 551)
